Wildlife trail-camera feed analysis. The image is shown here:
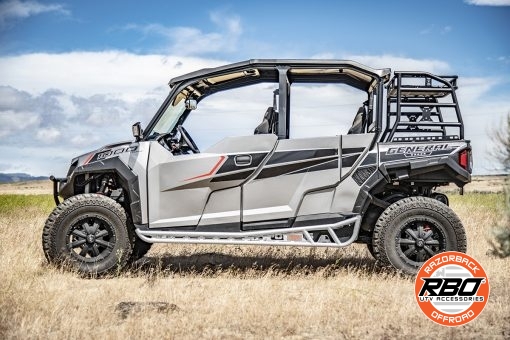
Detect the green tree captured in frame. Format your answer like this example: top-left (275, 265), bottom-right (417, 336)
top-left (490, 113), bottom-right (510, 258)
top-left (493, 113), bottom-right (510, 173)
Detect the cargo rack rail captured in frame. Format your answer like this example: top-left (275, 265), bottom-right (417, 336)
top-left (381, 72), bottom-right (464, 143)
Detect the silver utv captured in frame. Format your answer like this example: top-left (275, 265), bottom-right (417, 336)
top-left (43, 60), bottom-right (472, 275)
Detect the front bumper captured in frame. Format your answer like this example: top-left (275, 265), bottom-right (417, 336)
top-left (49, 176), bottom-right (67, 205)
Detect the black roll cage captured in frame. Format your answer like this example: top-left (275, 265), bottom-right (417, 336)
top-left (143, 59), bottom-right (390, 141)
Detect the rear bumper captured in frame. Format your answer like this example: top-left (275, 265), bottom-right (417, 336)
top-left (49, 176), bottom-right (67, 205)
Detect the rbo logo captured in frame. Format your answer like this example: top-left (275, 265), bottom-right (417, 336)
top-left (414, 251), bottom-right (489, 327)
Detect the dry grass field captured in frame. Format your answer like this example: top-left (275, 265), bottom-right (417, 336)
top-left (0, 179), bottom-right (509, 339)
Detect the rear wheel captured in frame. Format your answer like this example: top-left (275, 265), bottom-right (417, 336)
top-left (372, 196), bottom-right (466, 275)
top-left (42, 194), bottom-right (132, 275)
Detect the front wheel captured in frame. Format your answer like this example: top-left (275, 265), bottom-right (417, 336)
top-left (127, 218), bottom-right (152, 263)
top-left (372, 197), bottom-right (467, 275)
top-left (42, 194), bottom-right (132, 275)
top-left (366, 242), bottom-right (378, 260)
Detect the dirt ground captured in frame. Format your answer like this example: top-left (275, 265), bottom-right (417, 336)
top-left (0, 176), bottom-right (508, 339)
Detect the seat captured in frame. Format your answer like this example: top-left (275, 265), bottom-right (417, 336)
top-left (254, 107), bottom-right (276, 134)
top-left (348, 106), bottom-right (366, 134)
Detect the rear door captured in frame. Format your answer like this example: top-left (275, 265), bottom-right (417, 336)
top-left (241, 136), bottom-right (340, 228)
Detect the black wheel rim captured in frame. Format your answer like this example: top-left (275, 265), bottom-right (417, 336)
top-left (396, 218), bottom-right (446, 266)
top-left (66, 216), bottom-right (116, 263)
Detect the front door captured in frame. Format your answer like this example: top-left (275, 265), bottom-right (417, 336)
top-left (147, 134), bottom-right (277, 229)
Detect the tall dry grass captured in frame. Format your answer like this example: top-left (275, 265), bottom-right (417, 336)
top-left (0, 192), bottom-right (509, 339)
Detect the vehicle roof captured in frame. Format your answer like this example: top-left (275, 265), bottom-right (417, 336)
top-left (168, 59), bottom-right (391, 88)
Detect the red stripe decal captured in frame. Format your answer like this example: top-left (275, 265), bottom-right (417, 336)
top-left (185, 156), bottom-right (226, 181)
top-left (83, 153), bottom-right (94, 165)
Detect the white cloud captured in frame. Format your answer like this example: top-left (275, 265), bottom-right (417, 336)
top-left (123, 11), bottom-right (242, 56)
top-left (0, 0), bottom-right (69, 26)
top-left (308, 53), bottom-right (451, 74)
top-left (0, 51), bottom-right (224, 97)
top-left (0, 51), bottom-right (226, 175)
top-left (36, 127), bottom-right (60, 143)
top-left (342, 54), bottom-right (451, 74)
top-left (0, 85), bottom-right (30, 109)
top-left (465, 0), bottom-right (510, 5)
top-left (70, 134), bottom-right (100, 148)
top-left (0, 83), bottom-right (162, 147)
top-left (54, 93), bottom-right (78, 116)
top-left (446, 77), bottom-right (510, 173)
top-left (455, 77), bottom-right (501, 102)
top-left (0, 144), bottom-right (79, 175)
top-left (210, 10), bottom-right (243, 37)
top-left (0, 109), bottom-right (40, 137)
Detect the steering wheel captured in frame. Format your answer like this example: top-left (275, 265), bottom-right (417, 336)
top-left (154, 131), bottom-right (174, 151)
top-left (177, 125), bottom-right (200, 153)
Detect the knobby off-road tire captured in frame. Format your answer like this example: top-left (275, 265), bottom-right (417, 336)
top-left (127, 218), bottom-right (152, 264)
top-left (366, 242), bottom-right (378, 260)
top-left (42, 194), bottom-right (132, 276)
top-left (372, 197), bottom-right (467, 275)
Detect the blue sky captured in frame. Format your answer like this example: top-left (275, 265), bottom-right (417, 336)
top-left (0, 0), bottom-right (509, 176)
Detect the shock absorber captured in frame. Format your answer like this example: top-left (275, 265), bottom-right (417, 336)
top-left (98, 175), bottom-right (114, 196)
top-left (98, 176), bottom-right (107, 194)
top-left (431, 193), bottom-right (449, 206)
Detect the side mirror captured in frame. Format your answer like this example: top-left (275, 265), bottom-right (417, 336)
top-left (185, 98), bottom-right (197, 110)
top-left (132, 122), bottom-right (143, 142)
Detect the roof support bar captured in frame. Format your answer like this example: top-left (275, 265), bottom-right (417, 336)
top-left (277, 67), bottom-right (290, 139)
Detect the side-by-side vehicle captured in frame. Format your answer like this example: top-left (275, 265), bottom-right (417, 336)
top-left (43, 59), bottom-right (471, 275)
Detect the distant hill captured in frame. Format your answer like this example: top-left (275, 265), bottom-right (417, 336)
top-left (0, 173), bottom-right (48, 183)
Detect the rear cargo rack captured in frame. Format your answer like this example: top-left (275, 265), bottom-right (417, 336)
top-left (381, 72), bottom-right (464, 142)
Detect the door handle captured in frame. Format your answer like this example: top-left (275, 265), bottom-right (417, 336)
top-left (234, 155), bottom-right (252, 167)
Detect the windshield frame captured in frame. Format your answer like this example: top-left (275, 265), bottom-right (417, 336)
top-left (144, 82), bottom-right (194, 140)
top-left (148, 95), bottom-right (187, 138)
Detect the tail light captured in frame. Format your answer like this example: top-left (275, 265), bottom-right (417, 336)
top-left (459, 149), bottom-right (472, 173)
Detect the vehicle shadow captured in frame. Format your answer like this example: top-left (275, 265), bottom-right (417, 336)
top-left (128, 251), bottom-right (394, 278)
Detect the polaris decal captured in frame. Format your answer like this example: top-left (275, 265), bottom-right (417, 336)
top-left (385, 144), bottom-right (456, 158)
top-left (93, 145), bottom-right (138, 162)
